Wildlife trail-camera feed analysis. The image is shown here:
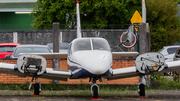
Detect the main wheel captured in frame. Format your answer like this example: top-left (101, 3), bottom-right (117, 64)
top-left (34, 83), bottom-right (40, 95)
top-left (139, 84), bottom-right (145, 96)
top-left (92, 86), bottom-right (98, 98)
top-left (120, 32), bottom-right (136, 48)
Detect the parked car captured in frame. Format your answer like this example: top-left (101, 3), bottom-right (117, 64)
top-left (0, 43), bottom-right (21, 58)
top-left (47, 43), bottom-right (69, 53)
top-left (173, 47), bottom-right (180, 61)
top-left (158, 45), bottom-right (180, 62)
top-left (5, 45), bottom-right (51, 59)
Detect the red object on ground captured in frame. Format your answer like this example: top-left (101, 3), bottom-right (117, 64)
top-left (139, 96), bottom-right (147, 98)
top-left (91, 98), bottom-right (100, 100)
top-left (32, 95), bottom-right (40, 97)
top-left (0, 43), bottom-right (21, 58)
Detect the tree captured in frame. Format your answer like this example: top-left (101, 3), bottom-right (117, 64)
top-left (32, 0), bottom-right (180, 52)
top-left (146, 0), bottom-right (180, 51)
top-left (32, 0), bottom-right (141, 29)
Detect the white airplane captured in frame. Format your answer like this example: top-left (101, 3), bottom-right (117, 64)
top-left (0, 1), bottom-right (180, 100)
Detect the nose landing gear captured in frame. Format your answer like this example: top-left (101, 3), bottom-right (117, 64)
top-left (90, 77), bottom-right (101, 100)
top-left (91, 84), bottom-right (99, 100)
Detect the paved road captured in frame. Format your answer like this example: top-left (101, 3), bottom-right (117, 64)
top-left (0, 90), bottom-right (179, 101)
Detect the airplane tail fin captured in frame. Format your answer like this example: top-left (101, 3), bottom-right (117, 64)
top-left (77, 1), bottom-right (82, 38)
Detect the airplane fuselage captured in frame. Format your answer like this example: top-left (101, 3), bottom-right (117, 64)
top-left (67, 38), bottom-right (113, 79)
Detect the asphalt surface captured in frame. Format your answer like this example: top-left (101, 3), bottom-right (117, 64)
top-left (0, 90), bottom-right (179, 101)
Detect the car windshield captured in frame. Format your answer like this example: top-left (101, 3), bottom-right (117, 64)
top-left (167, 47), bottom-right (178, 54)
top-left (14, 47), bottom-right (50, 57)
top-left (0, 46), bottom-right (16, 52)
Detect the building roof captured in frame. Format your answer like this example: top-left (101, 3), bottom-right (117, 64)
top-left (0, 0), bottom-right (37, 3)
top-left (0, 0), bottom-right (36, 12)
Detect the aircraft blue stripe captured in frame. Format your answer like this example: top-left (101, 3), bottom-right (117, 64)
top-left (164, 64), bottom-right (168, 69)
top-left (14, 65), bottom-right (18, 71)
top-left (70, 66), bottom-right (111, 79)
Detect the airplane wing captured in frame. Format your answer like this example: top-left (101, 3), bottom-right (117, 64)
top-left (40, 68), bottom-right (71, 81)
top-left (162, 61), bottom-right (180, 73)
top-left (0, 62), bottom-right (25, 77)
top-left (112, 52), bottom-right (139, 59)
top-left (0, 52), bottom-right (139, 81)
top-left (0, 54), bottom-right (71, 81)
top-left (108, 52), bottom-right (180, 80)
top-left (107, 52), bottom-right (139, 80)
top-left (0, 62), bottom-right (71, 81)
top-left (108, 66), bottom-right (140, 80)
top-left (1, 52), bottom-right (180, 82)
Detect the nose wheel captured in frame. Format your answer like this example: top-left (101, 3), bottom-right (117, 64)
top-left (91, 84), bottom-right (99, 100)
top-left (90, 77), bottom-right (100, 100)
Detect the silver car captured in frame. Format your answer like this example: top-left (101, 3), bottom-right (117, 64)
top-left (6, 45), bottom-right (51, 59)
top-left (173, 47), bottom-right (180, 61)
top-left (158, 45), bottom-right (180, 62)
top-left (47, 43), bottom-right (69, 53)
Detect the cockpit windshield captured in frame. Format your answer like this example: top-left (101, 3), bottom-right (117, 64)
top-left (92, 39), bottom-right (110, 51)
top-left (73, 39), bottom-right (91, 52)
top-left (73, 38), bottom-right (110, 53)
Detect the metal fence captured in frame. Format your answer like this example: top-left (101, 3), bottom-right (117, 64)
top-left (0, 29), bottom-right (138, 53)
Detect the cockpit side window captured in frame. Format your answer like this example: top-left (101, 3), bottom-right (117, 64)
top-left (68, 43), bottom-right (72, 56)
top-left (92, 39), bottom-right (110, 51)
top-left (73, 39), bottom-right (91, 52)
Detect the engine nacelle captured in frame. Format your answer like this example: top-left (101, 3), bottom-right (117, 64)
top-left (17, 54), bottom-right (46, 75)
top-left (136, 52), bottom-right (165, 74)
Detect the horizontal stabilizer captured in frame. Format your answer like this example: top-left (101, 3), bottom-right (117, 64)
top-left (19, 53), bottom-right (67, 60)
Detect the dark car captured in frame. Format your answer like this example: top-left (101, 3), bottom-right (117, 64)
top-left (6, 45), bottom-right (51, 59)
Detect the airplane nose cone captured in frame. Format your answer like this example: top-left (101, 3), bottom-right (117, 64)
top-left (72, 51), bottom-right (112, 75)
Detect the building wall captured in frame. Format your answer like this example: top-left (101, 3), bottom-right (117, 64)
top-left (0, 12), bottom-right (34, 30)
top-left (0, 59), bottom-right (139, 85)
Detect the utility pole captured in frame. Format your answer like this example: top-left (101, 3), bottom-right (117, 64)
top-left (53, 22), bottom-right (59, 84)
top-left (142, 0), bottom-right (146, 23)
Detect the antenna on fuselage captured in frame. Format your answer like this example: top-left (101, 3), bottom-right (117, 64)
top-left (77, 1), bottom-right (82, 38)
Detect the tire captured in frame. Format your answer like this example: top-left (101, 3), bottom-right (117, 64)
top-left (139, 84), bottom-right (145, 96)
top-left (92, 86), bottom-right (98, 98)
top-left (34, 83), bottom-right (40, 95)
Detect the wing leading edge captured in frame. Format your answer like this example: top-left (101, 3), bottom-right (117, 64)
top-left (0, 62), bottom-right (71, 81)
top-left (108, 60), bottom-right (180, 80)
top-left (108, 66), bottom-right (140, 80)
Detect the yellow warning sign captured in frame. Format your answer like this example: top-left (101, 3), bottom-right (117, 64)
top-left (130, 10), bottom-right (142, 31)
top-left (130, 10), bottom-right (142, 24)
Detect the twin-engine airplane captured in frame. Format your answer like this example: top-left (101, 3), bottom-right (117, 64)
top-left (0, 1), bottom-right (180, 100)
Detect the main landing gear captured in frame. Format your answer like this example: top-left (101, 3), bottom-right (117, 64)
top-left (138, 75), bottom-right (147, 98)
top-left (90, 77), bottom-right (102, 100)
top-left (29, 75), bottom-right (41, 97)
